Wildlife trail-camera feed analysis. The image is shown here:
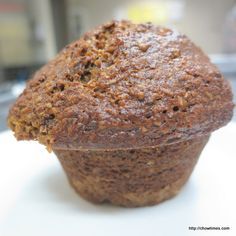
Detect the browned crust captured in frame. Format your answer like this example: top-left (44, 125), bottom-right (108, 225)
top-left (8, 20), bottom-right (233, 150)
top-left (55, 135), bottom-right (209, 207)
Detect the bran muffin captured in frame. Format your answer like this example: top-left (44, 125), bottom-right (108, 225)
top-left (8, 20), bottom-right (233, 207)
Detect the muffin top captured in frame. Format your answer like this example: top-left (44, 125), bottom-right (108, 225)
top-left (8, 20), bottom-right (233, 150)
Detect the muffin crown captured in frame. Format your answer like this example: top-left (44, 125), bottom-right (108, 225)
top-left (8, 20), bottom-right (233, 150)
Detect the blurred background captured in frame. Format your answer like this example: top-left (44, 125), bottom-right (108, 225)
top-left (0, 0), bottom-right (235, 131)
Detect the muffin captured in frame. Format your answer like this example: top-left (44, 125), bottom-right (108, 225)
top-left (8, 20), bottom-right (233, 207)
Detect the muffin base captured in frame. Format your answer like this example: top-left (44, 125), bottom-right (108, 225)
top-left (54, 135), bottom-right (209, 207)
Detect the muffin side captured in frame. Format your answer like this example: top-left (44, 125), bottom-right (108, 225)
top-left (55, 135), bottom-right (209, 207)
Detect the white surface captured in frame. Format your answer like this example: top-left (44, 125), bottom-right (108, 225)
top-left (0, 123), bottom-right (236, 236)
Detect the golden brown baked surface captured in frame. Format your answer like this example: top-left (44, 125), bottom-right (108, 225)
top-left (8, 20), bottom-right (233, 150)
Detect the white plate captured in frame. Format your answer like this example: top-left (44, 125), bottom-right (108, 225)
top-left (0, 123), bottom-right (236, 236)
